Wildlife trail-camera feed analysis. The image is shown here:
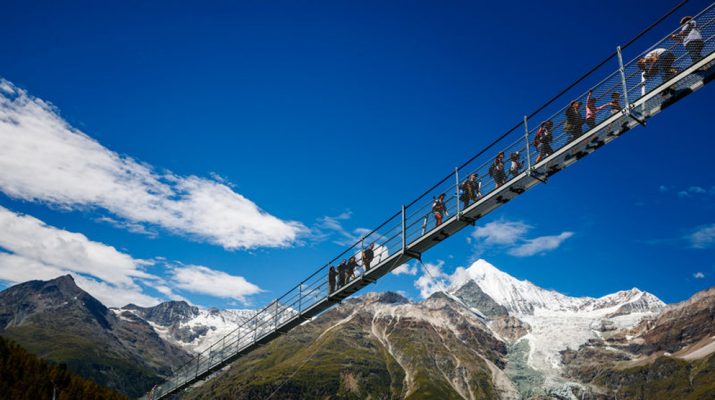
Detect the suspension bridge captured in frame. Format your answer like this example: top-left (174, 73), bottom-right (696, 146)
top-left (145, 2), bottom-right (715, 398)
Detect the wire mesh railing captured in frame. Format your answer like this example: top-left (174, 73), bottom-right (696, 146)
top-left (148, 2), bottom-right (715, 398)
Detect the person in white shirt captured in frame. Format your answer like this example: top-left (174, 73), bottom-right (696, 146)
top-left (638, 47), bottom-right (677, 91)
top-left (671, 16), bottom-right (704, 63)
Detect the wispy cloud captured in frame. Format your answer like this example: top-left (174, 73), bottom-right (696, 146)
top-left (668, 185), bottom-right (715, 199)
top-left (686, 224), bottom-right (715, 249)
top-left (508, 232), bottom-right (575, 257)
top-left (470, 219), bottom-right (573, 257)
top-left (0, 79), bottom-right (305, 250)
top-left (0, 205), bottom-right (262, 307)
top-left (694, 272), bottom-right (705, 279)
top-left (472, 220), bottom-right (531, 246)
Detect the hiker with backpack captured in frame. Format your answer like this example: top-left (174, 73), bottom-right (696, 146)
top-left (671, 16), bottom-right (704, 64)
top-left (534, 120), bottom-right (554, 163)
top-left (489, 152), bottom-right (507, 188)
top-left (431, 193), bottom-right (448, 227)
top-left (564, 100), bottom-right (585, 142)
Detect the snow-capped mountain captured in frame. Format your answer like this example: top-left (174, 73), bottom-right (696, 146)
top-left (117, 301), bottom-right (255, 353)
top-left (449, 259), bottom-right (666, 396)
top-left (449, 259), bottom-right (664, 316)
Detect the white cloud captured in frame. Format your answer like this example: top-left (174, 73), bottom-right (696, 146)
top-left (392, 263), bottom-right (418, 276)
top-left (414, 260), bottom-right (450, 298)
top-left (0, 79), bottom-right (305, 250)
top-left (508, 232), bottom-right (574, 257)
top-left (0, 206), bottom-right (261, 307)
top-left (686, 224), bottom-right (715, 249)
top-left (170, 265), bottom-right (263, 304)
top-left (0, 206), bottom-right (153, 286)
top-left (470, 219), bottom-right (572, 257)
top-left (694, 272), bottom-right (705, 279)
top-left (472, 220), bottom-right (531, 246)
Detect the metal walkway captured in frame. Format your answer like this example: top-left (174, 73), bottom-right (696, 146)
top-left (146, 3), bottom-right (715, 398)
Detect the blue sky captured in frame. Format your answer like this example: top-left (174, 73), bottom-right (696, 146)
top-left (0, 0), bottom-right (713, 309)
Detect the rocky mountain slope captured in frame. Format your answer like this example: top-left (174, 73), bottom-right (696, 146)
top-left (0, 275), bottom-right (192, 397)
top-left (183, 291), bottom-right (517, 400)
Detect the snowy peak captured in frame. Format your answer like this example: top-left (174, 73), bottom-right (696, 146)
top-left (119, 302), bottom-right (255, 353)
top-left (450, 260), bottom-right (664, 316)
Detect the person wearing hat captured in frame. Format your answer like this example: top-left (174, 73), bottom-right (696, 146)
top-left (671, 16), bottom-right (704, 64)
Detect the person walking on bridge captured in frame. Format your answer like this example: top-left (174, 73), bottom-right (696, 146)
top-left (328, 266), bottom-right (336, 294)
top-left (432, 193), bottom-right (448, 227)
top-left (671, 16), bottom-right (704, 64)
top-left (534, 120), bottom-right (554, 163)
top-left (508, 152), bottom-right (523, 179)
top-left (489, 152), bottom-right (506, 188)
top-left (460, 173), bottom-right (481, 208)
top-left (337, 260), bottom-right (347, 288)
top-left (362, 243), bottom-right (375, 271)
top-left (585, 90), bottom-right (609, 130)
top-left (564, 100), bottom-right (585, 142)
top-left (347, 256), bottom-right (358, 282)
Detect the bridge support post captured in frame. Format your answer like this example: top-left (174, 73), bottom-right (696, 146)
top-left (523, 115), bottom-right (531, 174)
top-left (454, 167), bottom-right (460, 220)
top-left (298, 283), bottom-right (302, 313)
top-left (617, 46), bottom-right (629, 109)
top-left (401, 205), bottom-right (406, 253)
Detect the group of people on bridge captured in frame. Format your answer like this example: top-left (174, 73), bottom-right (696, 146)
top-left (328, 243), bottom-right (375, 294)
top-left (327, 14), bottom-right (708, 295)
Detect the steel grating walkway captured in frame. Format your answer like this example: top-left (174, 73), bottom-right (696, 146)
top-left (145, 3), bottom-right (715, 399)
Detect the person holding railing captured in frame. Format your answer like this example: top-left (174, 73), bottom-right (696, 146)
top-left (328, 265), bottom-right (336, 294)
top-left (362, 243), bottom-right (375, 271)
top-left (489, 152), bottom-right (507, 188)
top-left (671, 16), bottom-right (704, 63)
top-left (431, 193), bottom-right (448, 227)
top-left (564, 100), bottom-right (585, 142)
top-left (534, 120), bottom-right (554, 163)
